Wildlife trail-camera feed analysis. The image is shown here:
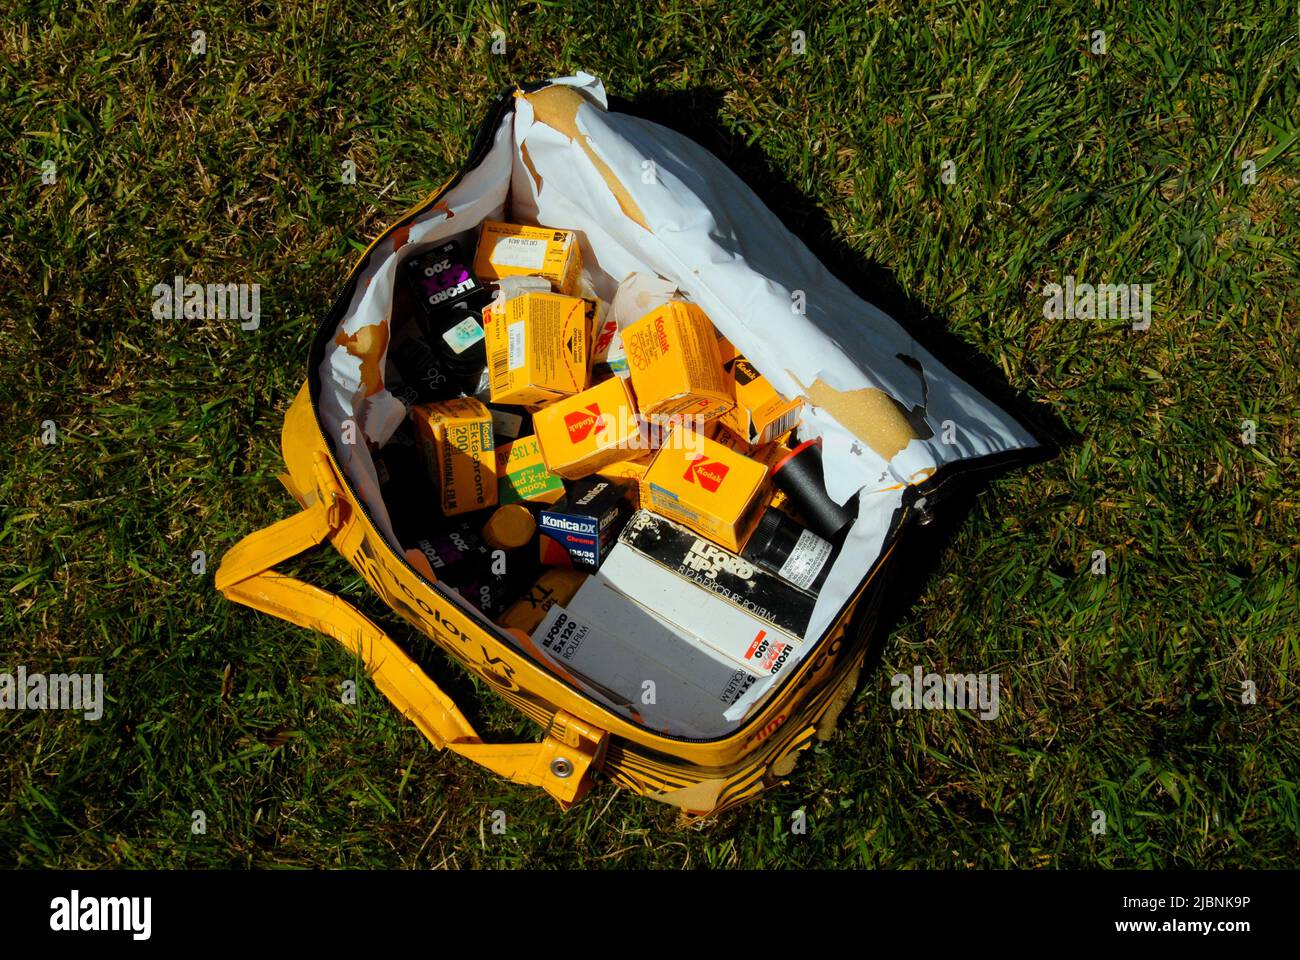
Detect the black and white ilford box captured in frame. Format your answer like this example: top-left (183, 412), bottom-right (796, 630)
top-left (617, 509), bottom-right (815, 638)
top-left (530, 577), bottom-right (758, 738)
top-left (597, 541), bottom-right (803, 680)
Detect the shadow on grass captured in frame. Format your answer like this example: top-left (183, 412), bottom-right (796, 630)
top-left (608, 86), bottom-right (1074, 670)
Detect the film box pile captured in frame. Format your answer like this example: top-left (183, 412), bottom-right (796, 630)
top-left (381, 216), bottom-right (839, 738)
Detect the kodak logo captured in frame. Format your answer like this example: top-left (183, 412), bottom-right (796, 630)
top-left (683, 455), bottom-right (728, 492)
top-left (731, 357), bottom-right (760, 385)
top-left (564, 404), bottom-right (604, 443)
top-left (654, 317), bottom-right (670, 354)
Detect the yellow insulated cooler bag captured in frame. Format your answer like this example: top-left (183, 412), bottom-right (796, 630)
top-left (216, 73), bottom-right (1043, 817)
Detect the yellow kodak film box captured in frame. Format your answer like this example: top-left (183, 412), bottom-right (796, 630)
top-left (496, 568), bottom-right (588, 634)
top-left (623, 301), bottom-right (734, 424)
top-left (707, 418), bottom-right (741, 448)
top-left (485, 292), bottom-right (589, 405)
top-left (495, 434), bottom-right (566, 506)
top-left (411, 397), bottom-right (497, 516)
top-left (730, 430), bottom-right (793, 510)
top-left (716, 338), bottom-right (803, 447)
top-left (710, 420), bottom-right (791, 466)
top-left (641, 431), bottom-right (768, 552)
top-left (534, 376), bottom-right (642, 480)
top-left (474, 220), bottom-right (582, 295)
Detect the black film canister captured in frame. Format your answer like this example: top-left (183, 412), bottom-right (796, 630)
top-left (769, 438), bottom-right (853, 540)
top-left (742, 507), bottom-right (834, 595)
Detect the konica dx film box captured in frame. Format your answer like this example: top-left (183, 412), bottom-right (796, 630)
top-left (537, 477), bottom-right (633, 571)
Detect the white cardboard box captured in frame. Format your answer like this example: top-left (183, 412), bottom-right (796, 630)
top-left (596, 542), bottom-right (803, 680)
top-left (531, 577), bottom-right (758, 738)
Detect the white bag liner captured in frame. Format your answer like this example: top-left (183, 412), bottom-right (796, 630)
top-left (318, 73), bottom-right (1039, 734)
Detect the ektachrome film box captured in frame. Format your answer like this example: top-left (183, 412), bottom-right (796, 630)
top-left (474, 220), bottom-right (582, 296)
top-left (410, 397), bottom-right (497, 516)
top-left (596, 541), bottom-right (803, 680)
top-left (640, 430), bottom-right (767, 552)
top-left (494, 434), bottom-right (566, 506)
top-left (533, 375), bottom-right (642, 480)
top-left (622, 301), bottom-right (734, 424)
top-left (716, 338), bottom-right (803, 447)
top-left (485, 292), bottom-right (589, 405)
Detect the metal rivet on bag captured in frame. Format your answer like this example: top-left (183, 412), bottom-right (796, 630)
top-left (550, 757), bottom-right (574, 779)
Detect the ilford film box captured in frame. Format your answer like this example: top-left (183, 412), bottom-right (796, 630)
top-left (410, 397), bottom-right (497, 516)
top-left (533, 376), bottom-right (642, 479)
top-left (597, 541), bottom-right (804, 679)
top-left (622, 301), bottom-right (733, 424)
top-left (474, 221), bottom-right (583, 296)
top-left (640, 430), bottom-right (768, 552)
top-left (485, 292), bottom-right (588, 405)
top-left (530, 579), bottom-right (758, 738)
top-left (716, 338), bottom-right (803, 447)
top-left (617, 510), bottom-right (815, 638)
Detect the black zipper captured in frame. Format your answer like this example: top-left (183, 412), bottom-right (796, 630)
top-left (907, 433), bottom-right (1058, 516)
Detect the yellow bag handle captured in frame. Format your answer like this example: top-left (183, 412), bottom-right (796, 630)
top-left (216, 452), bottom-right (606, 808)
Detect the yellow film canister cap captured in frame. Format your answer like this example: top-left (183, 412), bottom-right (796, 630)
top-left (481, 503), bottom-right (537, 551)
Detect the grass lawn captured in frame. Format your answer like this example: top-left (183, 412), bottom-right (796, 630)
top-left (2, 0), bottom-right (1296, 868)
